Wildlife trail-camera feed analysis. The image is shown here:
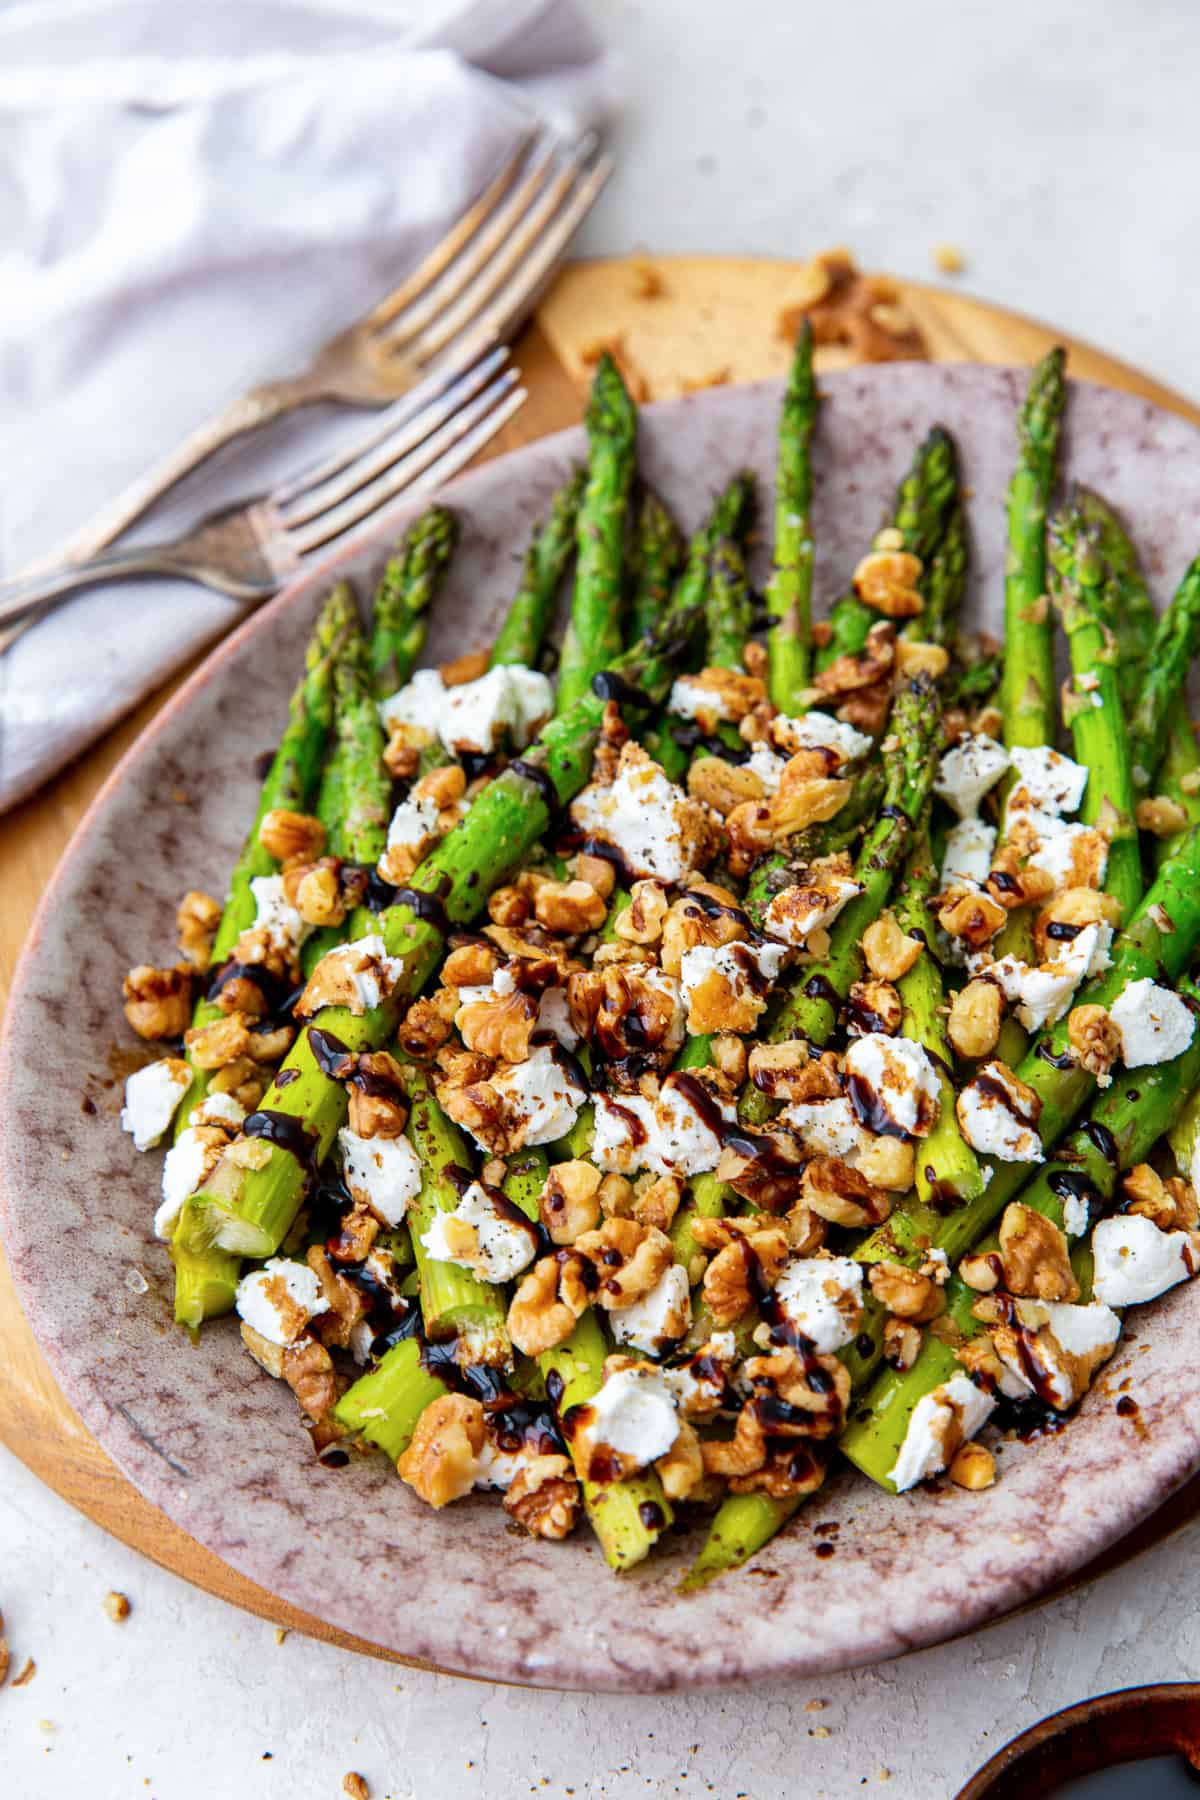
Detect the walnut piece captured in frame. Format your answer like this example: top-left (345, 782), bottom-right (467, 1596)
top-left (632, 1173), bottom-right (685, 1234)
top-left (184, 1011), bottom-right (250, 1070)
top-left (998, 1202), bottom-right (1079, 1302)
top-left (534, 878), bottom-right (608, 935)
top-left (693, 1217), bottom-right (790, 1324)
top-left (503, 1453), bottom-right (581, 1539)
top-left (1136, 795), bottom-right (1191, 837)
top-left (539, 1160), bottom-right (603, 1245)
top-left (397, 990), bottom-right (458, 1056)
top-left (1067, 1003), bottom-right (1120, 1084)
top-left (175, 889), bottom-right (221, 969)
top-left (882, 1315), bottom-right (922, 1370)
top-left (282, 1337), bottom-right (339, 1427)
top-left (937, 889), bottom-right (1007, 949)
top-left (948, 979), bottom-right (1004, 1060)
top-left (747, 1040), bottom-right (835, 1104)
top-left (575, 1217), bottom-right (674, 1310)
top-left (848, 978), bottom-right (902, 1036)
top-left (345, 1051), bottom-right (408, 1139)
top-left (867, 1259), bottom-right (944, 1323)
top-left (123, 963), bottom-right (193, 1040)
top-left (948, 1442), bottom-right (996, 1491)
top-left (507, 1252), bottom-right (592, 1355)
top-left (861, 911), bottom-right (923, 982)
top-left (396, 1393), bottom-right (485, 1506)
top-left (441, 942), bottom-right (500, 988)
top-left (258, 807), bottom-right (326, 865)
top-left (801, 1157), bottom-right (892, 1229)
top-left (853, 549), bottom-right (924, 619)
top-left (856, 1136), bottom-right (915, 1193)
top-left (456, 986), bottom-right (539, 1063)
top-left (688, 755), bottom-right (766, 817)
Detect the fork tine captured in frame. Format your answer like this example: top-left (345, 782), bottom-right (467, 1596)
top-left (277, 346), bottom-right (510, 524)
top-left (376, 134), bottom-right (569, 350)
top-left (361, 125), bottom-right (540, 332)
top-left (406, 151), bottom-right (614, 370)
top-left (288, 372), bottom-right (525, 556)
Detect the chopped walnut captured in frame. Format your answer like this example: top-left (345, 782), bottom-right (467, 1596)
top-left (613, 879), bottom-right (669, 946)
top-left (937, 889), bottom-right (1008, 949)
top-left (985, 848), bottom-right (1055, 912)
top-left (123, 963), bottom-right (193, 1041)
top-left (534, 878), bottom-right (608, 935)
top-left (456, 986), bottom-right (538, 1063)
top-left (784, 1199), bottom-right (827, 1255)
top-left (1122, 1163), bottom-right (1184, 1230)
top-left (813, 621), bottom-right (896, 704)
top-left (867, 1259), bottom-right (944, 1323)
top-left (882, 1315), bottom-right (922, 1370)
top-left (895, 640), bottom-right (950, 681)
top-left (488, 885), bottom-right (531, 928)
top-left (778, 249), bottom-right (926, 363)
top-left (659, 882), bottom-right (748, 973)
top-left (693, 1216), bottom-right (790, 1324)
top-left (304, 1246), bottom-right (368, 1350)
top-left (175, 890), bottom-right (221, 969)
top-left (246, 1022), bottom-right (294, 1063)
top-left (656, 1418), bottom-right (706, 1501)
top-left (396, 989), bottom-right (458, 1056)
top-left (1067, 1003), bottom-right (1120, 1085)
top-left (441, 943), bottom-right (499, 988)
top-left (397, 1394), bottom-right (486, 1506)
top-left (184, 1011), bottom-right (251, 1070)
top-left (343, 1052), bottom-right (408, 1138)
top-left (282, 1337), bottom-right (339, 1427)
top-left (947, 979), bottom-right (1004, 1060)
top-left (688, 755), bottom-right (766, 817)
top-left (440, 648), bottom-right (490, 687)
top-left (573, 851), bottom-right (617, 898)
top-left (212, 972), bottom-right (267, 1018)
top-left (959, 1252), bottom-right (1003, 1292)
top-left (724, 799), bottom-right (776, 877)
top-left (948, 1442), bottom-right (996, 1490)
top-left (566, 964), bottom-right (685, 1080)
top-left (503, 1453), bottom-right (581, 1539)
top-left (853, 549), bottom-right (924, 620)
top-left (1033, 888), bottom-right (1122, 961)
top-left (258, 808), bottom-right (326, 865)
top-left (998, 1202), bottom-right (1079, 1302)
top-left (847, 978), bottom-right (902, 1036)
top-left (856, 1136), bottom-right (916, 1193)
top-left (861, 912), bottom-right (923, 982)
top-left (740, 1345), bottom-right (851, 1439)
top-left (702, 1404), bottom-right (769, 1477)
top-left (507, 1252), bottom-right (592, 1355)
top-left (539, 1160), bottom-right (603, 1245)
top-left (769, 765), bottom-right (850, 839)
top-left (801, 1157), bottom-right (892, 1229)
top-left (747, 1040), bottom-right (837, 1104)
top-left (709, 1032), bottom-right (748, 1085)
top-left (383, 719), bottom-right (427, 780)
top-left (632, 1173), bottom-right (685, 1234)
top-left (597, 1173), bottom-right (635, 1218)
top-left (343, 1775), bottom-right (370, 1800)
top-left (208, 1056), bottom-right (267, 1111)
top-left (679, 666), bottom-right (768, 724)
top-left (1137, 795), bottom-right (1191, 837)
top-left (731, 1440), bottom-right (827, 1500)
top-left (575, 1217), bottom-right (674, 1310)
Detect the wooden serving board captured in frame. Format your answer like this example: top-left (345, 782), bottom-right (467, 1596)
top-left (3, 255), bottom-right (1200, 1668)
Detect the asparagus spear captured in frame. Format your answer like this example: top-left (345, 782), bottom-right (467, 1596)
top-left (842, 979), bottom-right (1200, 1489)
top-left (627, 488), bottom-right (685, 646)
top-left (1047, 504), bottom-right (1141, 921)
top-left (368, 507), bottom-right (457, 699)
top-left (555, 355), bottom-right (638, 712)
top-left (706, 532), bottom-right (754, 672)
top-left (764, 321), bottom-right (818, 707)
top-left (999, 348), bottom-right (1065, 752)
top-left (1073, 485), bottom-right (1156, 716)
top-left (1153, 699), bottom-right (1200, 863)
top-left (914, 502), bottom-right (967, 649)
top-left (193, 590), bottom-right (708, 1260)
top-left (489, 471), bottom-right (586, 668)
top-left (169, 587), bottom-right (352, 1330)
top-left (816, 429), bottom-right (959, 670)
top-left (1127, 554), bottom-right (1200, 794)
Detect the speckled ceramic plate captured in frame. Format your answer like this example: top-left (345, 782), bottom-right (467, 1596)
top-left (5, 365), bottom-right (1200, 1693)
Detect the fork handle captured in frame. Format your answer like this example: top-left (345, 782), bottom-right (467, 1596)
top-left (0, 544), bottom-right (225, 633)
top-left (39, 379), bottom-right (312, 570)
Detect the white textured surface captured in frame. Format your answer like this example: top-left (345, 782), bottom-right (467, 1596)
top-left (5, 1441), bottom-right (1200, 1797)
top-left (10, 1), bottom-right (1200, 1791)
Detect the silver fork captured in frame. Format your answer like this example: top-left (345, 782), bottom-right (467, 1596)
top-left (51, 131), bottom-right (611, 568)
top-left (0, 350), bottom-right (525, 640)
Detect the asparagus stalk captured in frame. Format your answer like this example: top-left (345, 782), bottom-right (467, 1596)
top-left (1047, 504), bottom-right (1141, 921)
top-left (489, 471), bottom-right (586, 669)
top-left (914, 502), bottom-right (967, 648)
top-left (764, 321), bottom-right (818, 707)
top-left (816, 429), bottom-right (959, 670)
top-left (706, 532), bottom-right (754, 672)
top-left (333, 1338), bottom-right (447, 1462)
top-left (368, 507), bottom-right (457, 699)
top-left (556, 355), bottom-right (638, 712)
top-left (169, 587), bottom-right (352, 1330)
top-left (1153, 699), bottom-right (1200, 863)
top-left (627, 488), bottom-right (685, 646)
top-left (193, 591), bottom-right (708, 1260)
top-left (1127, 554), bottom-right (1200, 794)
top-left (1073, 485), bottom-right (1156, 716)
top-left (842, 980), bottom-right (1200, 1490)
top-left (999, 347), bottom-right (1065, 752)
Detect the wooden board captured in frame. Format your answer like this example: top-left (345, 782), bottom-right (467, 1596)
top-left (3, 255), bottom-right (1199, 1668)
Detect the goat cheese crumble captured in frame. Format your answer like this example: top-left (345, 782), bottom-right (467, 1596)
top-left (236, 1258), bottom-right (330, 1347)
top-left (887, 1375), bottom-right (994, 1493)
top-left (580, 1364), bottom-right (680, 1472)
top-left (570, 746), bottom-right (714, 884)
top-left (120, 1058), bottom-right (192, 1152)
top-left (843, 1033), bottom-right (941, 1138)
top-left (610, 1263), bottom-right (692, 1354)
top-left (941, 817), bottom-right (996, 891)
top-left (379, 664), bottom-right (553, 755)
top-left (592, 1073), bottom-right (735, 1177)
top-left (1109, 979), bottom-right (1196, 1068)
top-left (934, 733), bottom-right (1009, 819)
top-left (421, 1182), bottom-right (538, 1283)
top-left (1008, 745), bottom-right (1088, 816)
top-left (774, 1255), bottom-right (865, 1354)
top-left (339, 1127), bottom-right (423, 1226)
top-left (1092, 1213), bottom-right (1199, 1307)
top-left (956, 1061), bottom-right (1043, 1162)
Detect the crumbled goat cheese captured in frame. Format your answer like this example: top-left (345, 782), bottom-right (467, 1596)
top-left (933, 733), bottom-right (1010, 819)
top-left (611, 1263), bottom-right (692, 1354)
top-left (154, 1093), bottom-right (246, 1239)
top-left (421, 1182), bottom-right (537, 1283)
top-left (679, 939), bottom-right (789, 1023)
top-left (887, 1375), bottom-right (994, 1492)
top-left (581, 1365), bottom-right (680, 1471)
top-left (662, 1333), bottom-right (739, 1411)
top-left (1109, 979), bottom-right (1196, 1068)
top-left (941, 817), bottom-right (996, 891)
top-left (314, 934), bottom-right (406, 1013)
top-left (745, 745), bottom-right (788, 794)
top-left (1092, 1213), bottom-right (1199, 1307)
top-left (236, 1258), bottom-right (330, 1347)
top-left (385, 793), bottom-right (443, 856)
top-left (249, 874), bottom-right (311, 959)
top-left (762, 872), bottom-right (863, 947)
top-left (772, 710), bottom-right (873, 763)
top-left (779, 1095), bottom-right (869, 1160)
top-left (570, 749), bottom-right (713, 883)
top-left (339, 1128), bottom-right (423, 1226)
top-left (774, 1255), bottom-right (864, 1354)
top-left (1026, 819), bottom-right (1109, 890)
top-left (1008, 745), bottom-right (1088, 816)
top-left (592, 1073), bottom-right (735, 1177)
top-left (120, 1058), bottom-right (193, 1152)
top-left (668, 675), bottom-right (740, 723)
top-left (1043, 920), bottom-right (1113, 980)
top-left (535, 985), bottom-right (580, 1049)
top-left (981, 952), bottom-right (1083, 1033)
top-left (472, 1435), bottom-right (525, 1492)
top-left (486, 1044), bottom-right (587, 1147)
top-left (1063, 1191), bottom-right (1090, 1238)
top-left (956, 1061), bottom-right (1043, 1162)
top-left (994, 1301), bottom-right (1121, 1409)
top-left (843, 1033), bottom-right (941, 1138)
top-left (379, 665), bottom-right (552, 755)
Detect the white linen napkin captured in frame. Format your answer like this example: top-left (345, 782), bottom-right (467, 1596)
top-left (0, 0), bottom-right (620, 811)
